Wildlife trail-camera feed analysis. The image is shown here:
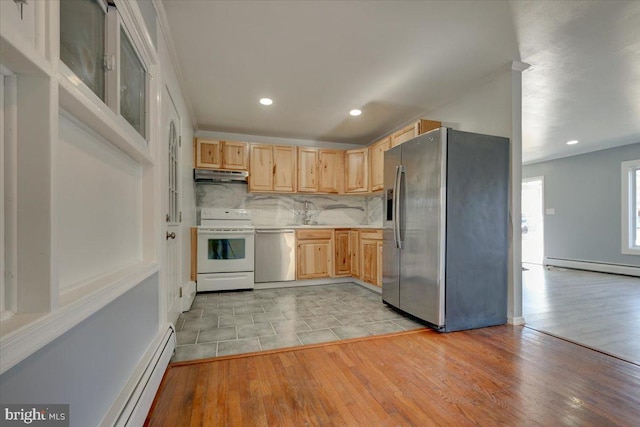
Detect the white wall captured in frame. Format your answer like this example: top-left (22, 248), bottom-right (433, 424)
top-left (57, 113), bottom-right (142, 291)
top-left (156, 8), bottom-right (196, 302)
top-left (0, 0), bottom-right (195, 424)
top-left (196, 129), bottom-right (362, 150)
top-left (424, 67), bottom-right (513, 138)
top-left (0, 274), bottom-right (159, 427)
top-left (524, 142), bottom-right (640, 267)
top-left (420, 65), bottom-right (523, 322)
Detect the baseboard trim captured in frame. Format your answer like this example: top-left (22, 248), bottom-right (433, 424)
top-left (545, 258), bottom-right (640, 277)
top-left (253, 277), bottom-right (383, 294)
top-left (254, 277), bottom-right (354, 289)
top-left (508, 316), bottom-right (526, 326)
top-left (101, 324), bottom-right (175, 427)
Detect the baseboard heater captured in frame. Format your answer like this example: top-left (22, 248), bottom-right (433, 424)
top-left (114, 325), bottom-right (176, 427)
top-left (545, 257), bottom-right (640, 277)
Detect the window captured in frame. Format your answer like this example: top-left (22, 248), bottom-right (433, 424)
top-left (120, 27), bottom-right (147, 138)
top-left (621, 159), bottom-right (640, 254)
top-left (60, 0), bottom-right (106, 101)
top-left (167, 121), bottom-right (179, 223)
top-left (60, 0), bottom-right (149, 140)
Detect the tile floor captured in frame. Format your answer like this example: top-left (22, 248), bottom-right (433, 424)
top-left (172, 283), bottom-right (426, 362)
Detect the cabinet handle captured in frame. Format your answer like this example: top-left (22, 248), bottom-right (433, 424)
top-left (273, 164), bottom-right (276, 174)
top-left (166, 232), bottom-right (176, 240)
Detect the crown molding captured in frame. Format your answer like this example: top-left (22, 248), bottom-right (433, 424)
top-left (152, 0), bottom-right (198, 130)
top-left (511, 60), bottom-right (531, 72)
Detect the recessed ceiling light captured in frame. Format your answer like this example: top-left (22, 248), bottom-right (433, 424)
top-left (349, 109), bottom-right (362, 116)
top-left (566, 140), bottom-right (579, 145)
top-left (259, 98), bottom-right (273, 106)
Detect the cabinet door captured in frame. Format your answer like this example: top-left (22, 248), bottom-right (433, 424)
top-left (273, 145), bottom-right (297, 193)
top-left (349, 230), bottom-right (360, 278)
top-left (297, 147), bottom-right (318, 192)
top-left (345, 148), bottom-right (369, 193)
top-left (248, 144), bottom-right (274, 192)
top-left (318, 149), bottom-right (344, 193)
top-left (195, 138), bottom-right (222, 168)
top-left (417, 119), bottom-right (441, 135)
top-left (297, 239), bottom-right (331, 279)
top-left (391, 123), bottom-right (418, 147)
top-left (376, 240), bottom-right (383, 287)
top-left (222, 141), bottom-right (249, 170)
top-left (360, 238), bottom-right (378, 284)
top-left (369, 137), bottom-right (389, 192)
top-left (333, 230), bottom-right (350, 277)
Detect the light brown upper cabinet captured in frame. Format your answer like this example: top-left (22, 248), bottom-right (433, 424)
top-left (345, 148), bottom-right (369, 193)
top-left (195, 138), bottom-right (222, 168)
top-left (221, 141), bottom-right (249, 170)
top-left (248, 144), bottom-right (273, 192)
top-left (297, 147), bottom-right (319, 192)
top-left (298, 148), bottom-right (343, 193)
top-left (369, 136), bottom-right (390, 192)
top-left (273, 145), bottom-right (297, 192)
top-left (249, 144), bottom-right (296, 193)
top-left (195, 138), bottom-right (249, 170)
top-left (391, 123), bottom-right (417, 148)
top-left (318, 149), bottom-right (344, 194)
top-left (390, 119), bottom-right (442, 148)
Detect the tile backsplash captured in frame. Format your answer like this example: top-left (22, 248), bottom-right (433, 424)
top-left (196, 183), bottom-right (383, 226)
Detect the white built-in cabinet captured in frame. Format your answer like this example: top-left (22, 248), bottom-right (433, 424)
top-left (0, 0), bottom-right (159, 374)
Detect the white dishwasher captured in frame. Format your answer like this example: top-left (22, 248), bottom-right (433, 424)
top-left (254, 229), bottom-right (296, 283)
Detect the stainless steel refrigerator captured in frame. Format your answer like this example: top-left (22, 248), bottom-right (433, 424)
top-left (382, 127), bottom-right (509, 332)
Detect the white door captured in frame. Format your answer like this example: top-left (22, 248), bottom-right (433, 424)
top-left (164, 87), bottom-right (181, 325)
top-left (522, 177), bottom-right (544, 265)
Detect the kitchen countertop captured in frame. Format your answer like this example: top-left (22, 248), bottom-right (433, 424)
top-left (254, 224), bottom-right (382, 229)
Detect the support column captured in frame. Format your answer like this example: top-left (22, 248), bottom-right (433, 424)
top-left (508, 61), bottom-right (530, 325)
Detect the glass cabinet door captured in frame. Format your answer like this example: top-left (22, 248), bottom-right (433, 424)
top-left (120, 28), bottom-right (146, 138)
top-left (60, 0), bottom-right (106, 100)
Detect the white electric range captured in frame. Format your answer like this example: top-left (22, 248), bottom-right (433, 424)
top-left (197, 209), bottom-right (255, 292)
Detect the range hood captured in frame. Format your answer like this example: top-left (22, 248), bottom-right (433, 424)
top-left (193, 168), bottom-right (248, 183)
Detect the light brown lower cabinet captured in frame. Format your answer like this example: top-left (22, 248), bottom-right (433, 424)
top-left (333, 229), bottom-right (350, 277)
top-left (359, 229), bottom-right (383, 287)
top-left (360, 239), bottom-right (378, 285)
top-left (376, 240), bottom-right (383, 286)
top-left (293, 228), bottom-right (382, 286)
top-left (296, 229), bottom-right (332, 280)
top-left (349, 229), bottom-right (360, 278)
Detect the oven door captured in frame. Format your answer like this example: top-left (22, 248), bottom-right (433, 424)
top-left (197, 229), bottom-right (255, 274)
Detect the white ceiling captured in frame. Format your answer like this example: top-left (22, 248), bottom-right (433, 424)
top-left (161, 0), bottom-right (640, 164)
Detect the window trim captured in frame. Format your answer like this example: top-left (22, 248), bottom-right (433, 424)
top-left (59, 0), bottom-right (108, 101)
top-left (106, 5), bottom-right (150, 141)
top-left (59, 0), bottom-right (151, 142)
top-left (1, 72), bottom-right (5, 319)
top-left (621, 159), bottom-right (640, 255)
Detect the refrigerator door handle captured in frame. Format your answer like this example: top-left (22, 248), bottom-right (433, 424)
top-left (397, 165), bottom-right (405, 249)
top-left (393, 165), bottom-right (401, 248)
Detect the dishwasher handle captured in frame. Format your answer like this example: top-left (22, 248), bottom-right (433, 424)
top-left (255, 229), bottom-right (295, 234)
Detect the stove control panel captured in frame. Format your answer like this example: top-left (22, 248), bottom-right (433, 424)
top-left (200, 208), bottom-right (251, 221)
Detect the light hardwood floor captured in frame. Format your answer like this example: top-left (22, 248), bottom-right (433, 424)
top-left (146, 326), bottom-right (640, 426)
top-left (523, 264), bottom-right (640, 365)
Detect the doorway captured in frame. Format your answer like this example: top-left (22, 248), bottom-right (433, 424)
top-left (163, 86), bottom-right (182, 325)
top-left (522, 177), bottom-right (544, 265)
